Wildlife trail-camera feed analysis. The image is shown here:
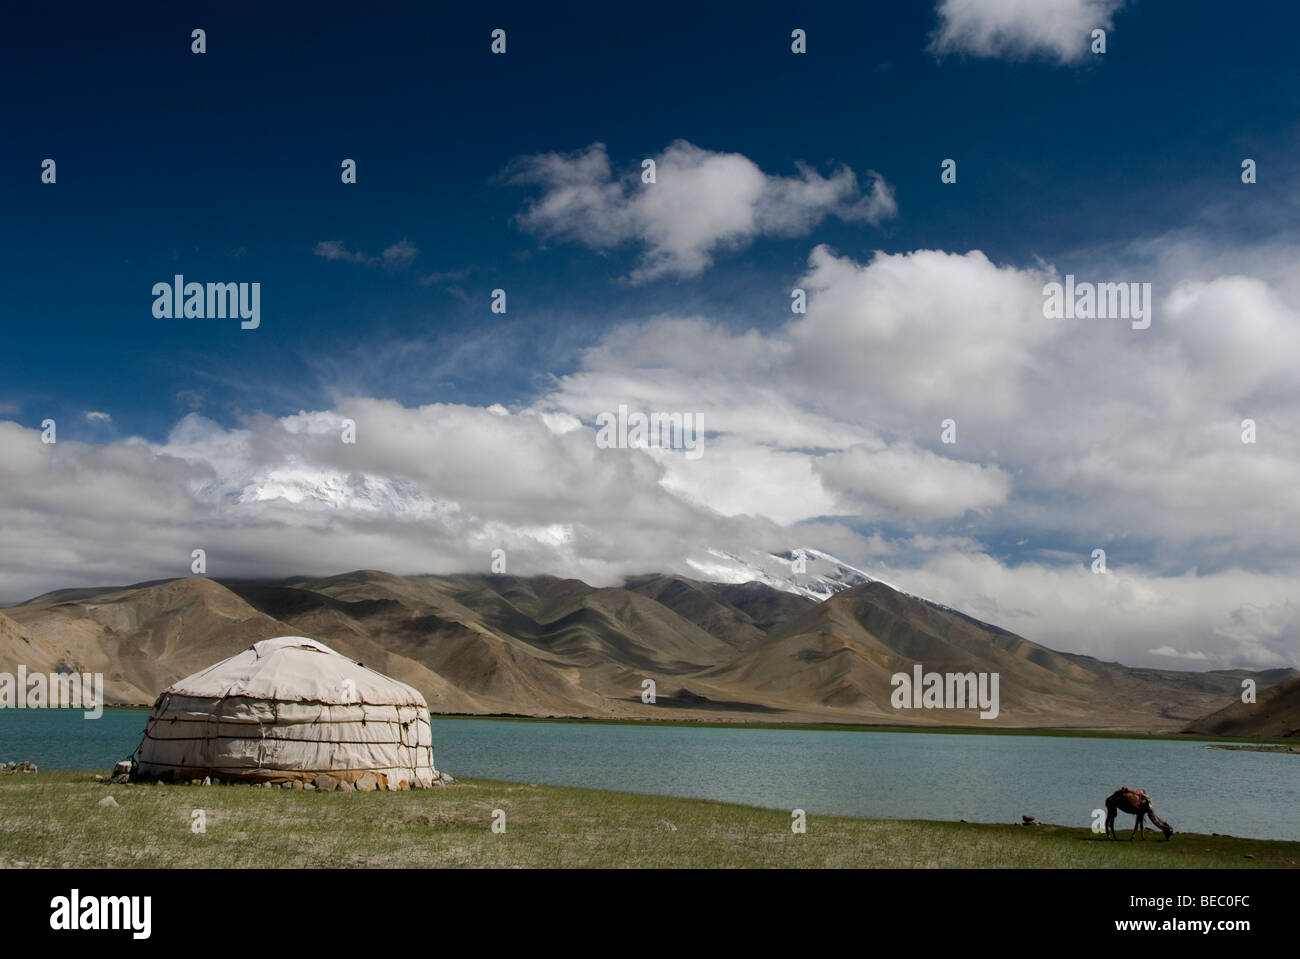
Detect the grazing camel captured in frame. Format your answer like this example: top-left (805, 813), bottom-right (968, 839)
top-left (1105, 787), bottom-right (1174, 841)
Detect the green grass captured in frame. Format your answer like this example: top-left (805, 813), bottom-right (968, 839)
top-left (2, 771), bottom-right (1296, 868)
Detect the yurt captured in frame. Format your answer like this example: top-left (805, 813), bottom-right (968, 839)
top-left (133, 636), bottom-right (437, 789)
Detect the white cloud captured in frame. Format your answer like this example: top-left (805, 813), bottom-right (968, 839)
top-left (3, 225), bottom-right (1298, 672)
top-left (84, 411), bottom-right (111, 423)
top-left (655, 437), bottom-right (839, 526)
top-left (930, 0), bottom-right (1125, 64)
top-left (508, 141), bottom-right (897, 281)
top-left (1147, 646), bottom-right (1209, 660)
top-left (789, 245), bottom-right (1058, 421)
top-left (0, 407), bottom-right (795, 603)
top-left (536, 239), bottom-right (1300, 567)
top-left (380, 239), bottom-right (419, 270)
top-left (313, 238), bottom-right (420, 270)
top-left (893, 551), bottom-right (1299, 669)
top-left (814, 444), bottom-right (1012, 521)
top-left (313, 240), bottom-right (373, 265)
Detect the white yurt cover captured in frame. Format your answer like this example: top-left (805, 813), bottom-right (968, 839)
top-left (135, 637), bottom-right (436, 788)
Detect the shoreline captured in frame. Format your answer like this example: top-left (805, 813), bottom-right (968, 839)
top-left (1207, 743), bottom-right (1300, 754)
top-left (12, 705), bottom-right (1296, 745)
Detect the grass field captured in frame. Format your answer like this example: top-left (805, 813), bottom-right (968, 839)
top-left (1, 771), bottom-right (1296, 868)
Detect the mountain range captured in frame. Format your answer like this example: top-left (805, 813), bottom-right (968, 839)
top-left (2, 552), bottom-right (1294, 734)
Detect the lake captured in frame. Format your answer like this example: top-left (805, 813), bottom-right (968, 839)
top-left (3, 709), bottom-right (1297, 841)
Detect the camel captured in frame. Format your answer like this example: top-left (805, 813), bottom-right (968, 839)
top-left (1105, 787), bottom-right (1173, 841)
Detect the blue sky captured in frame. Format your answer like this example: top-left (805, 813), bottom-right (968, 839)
top-left (2, 1), bottom-right (1299, 669)
top-left (5, 1), bottom-right (1297, 434)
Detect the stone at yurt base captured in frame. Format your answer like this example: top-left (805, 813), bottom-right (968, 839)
top-left (131, 636), bottom-right (438, 789)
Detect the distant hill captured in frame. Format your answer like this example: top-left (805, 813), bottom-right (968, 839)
top-left (1184, 676), bottom-right (1300, 739)
top-left (1, 570), bottom-right (1293, 732)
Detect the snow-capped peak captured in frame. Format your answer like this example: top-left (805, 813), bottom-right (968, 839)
top-left (685, 546), bottom-right (900, 602)
top-left (686, 547), bottom-right (1006, 634)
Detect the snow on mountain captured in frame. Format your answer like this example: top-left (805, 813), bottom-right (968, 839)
top-left (170, 453), bottom-right (982, 621)
top-left (686, 547), bottom-right (992, 627)
top-left (191, 464), bottom-right (457, 519)
top-left (685, 547), bottom-right (901, 602)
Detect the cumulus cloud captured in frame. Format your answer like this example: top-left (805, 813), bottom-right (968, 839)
top-left (789, 245), bottom-right (1058, 420)
top-left (0, 408), bottom-right (796, 604)
top-left (3, 226), bottom-right (1298, 671)
top-left (884, 551), bottom-right (1299, 668)
top-left (538, 240), bottom-right (1300, 567)
top-left (930, 0), bottom-right (1125, 64)
top-left (535, 236), bottom-right (1298, 667)
top-left (814, 444), bottom-right (1012, 520)
top-left (84, 411), bottom-right (111, 423)
top-left (507, 141), bottom-right (897, 281)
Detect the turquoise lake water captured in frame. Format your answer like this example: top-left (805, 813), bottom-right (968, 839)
top-left (3, 709), bottom-right (1296, 841)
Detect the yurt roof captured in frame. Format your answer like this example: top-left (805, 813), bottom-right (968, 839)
top-left (163, 636), bottom-right (427, 706)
